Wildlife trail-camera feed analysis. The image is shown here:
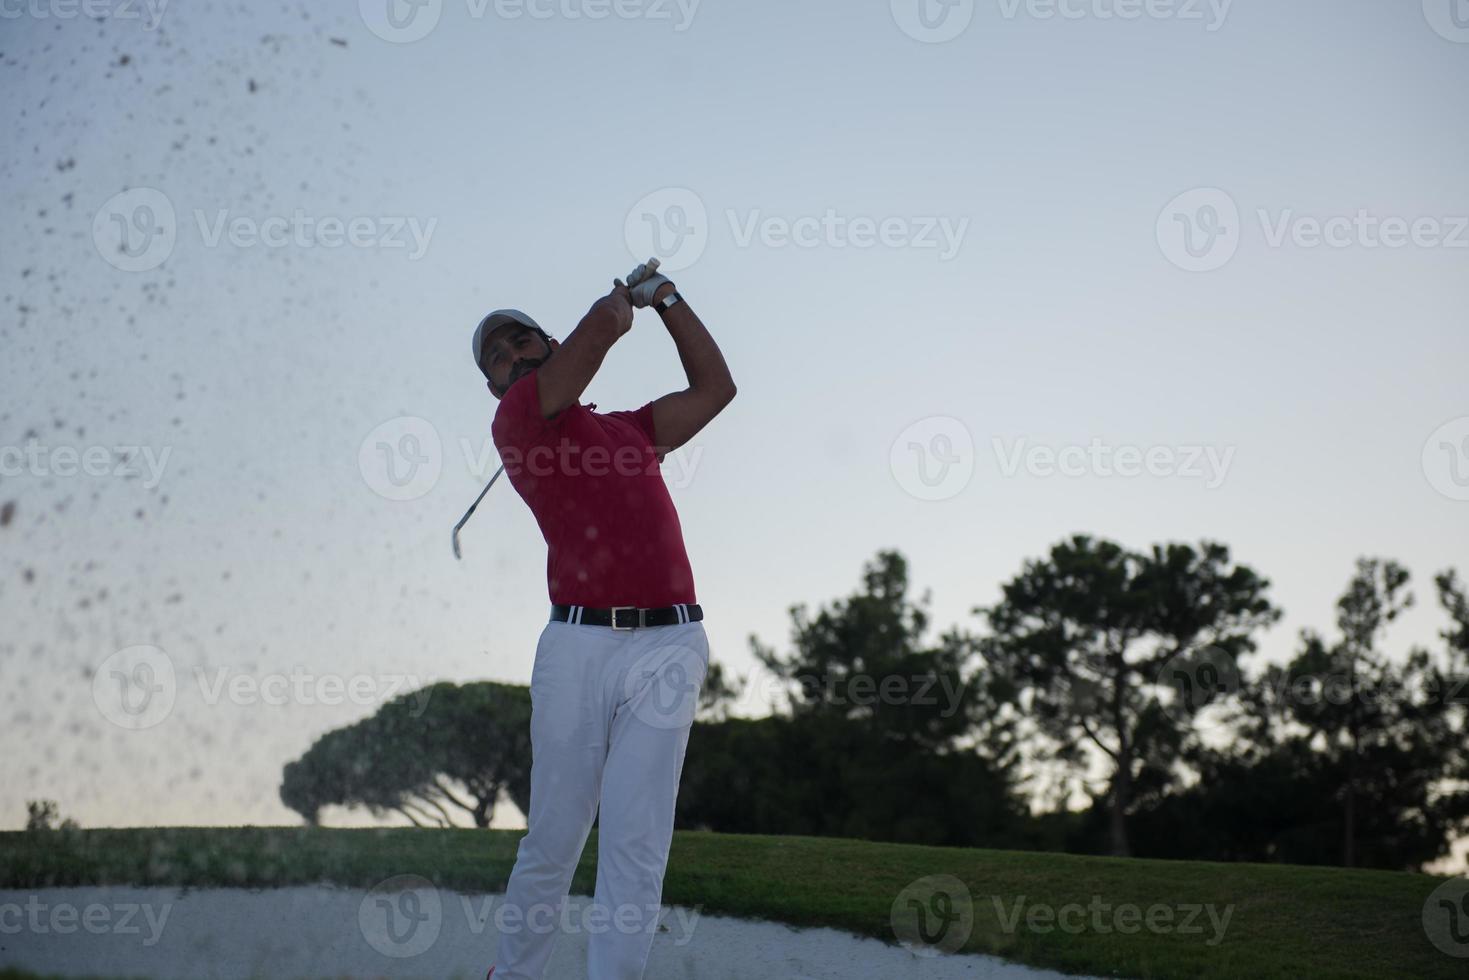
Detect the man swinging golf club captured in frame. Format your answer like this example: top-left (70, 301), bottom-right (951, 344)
top-left (474, 259), bottom-right (735, 980)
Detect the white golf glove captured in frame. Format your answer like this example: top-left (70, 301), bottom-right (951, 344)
top-left (624, 258), bottom-right (675, 309)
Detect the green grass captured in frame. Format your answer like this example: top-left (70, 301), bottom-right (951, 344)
top-left (0, 826), bottom-right (1459, 979)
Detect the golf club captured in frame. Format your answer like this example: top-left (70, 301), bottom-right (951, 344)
top-left (452, 464), bottom-right (504, 560)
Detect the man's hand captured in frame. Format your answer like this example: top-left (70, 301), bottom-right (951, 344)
top-left (624, 258), bottom-right (675, 309)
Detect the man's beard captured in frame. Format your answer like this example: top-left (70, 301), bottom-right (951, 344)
top-left (505, 354), bottom-right (548, 390)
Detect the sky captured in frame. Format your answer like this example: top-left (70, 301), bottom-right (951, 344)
top-left (1, 0), bottom-right (1467, 835)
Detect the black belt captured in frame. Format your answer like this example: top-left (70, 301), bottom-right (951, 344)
top-left (550, 603), bottom-right (702, 630)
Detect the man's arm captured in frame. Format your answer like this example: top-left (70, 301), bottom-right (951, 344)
top-left (647, 284), bottom-right (736, 453)
top-left (536, 282), bottom-right (634, 419)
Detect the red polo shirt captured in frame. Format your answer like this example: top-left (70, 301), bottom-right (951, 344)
top-left (490, 367), bottom-right (697, 608)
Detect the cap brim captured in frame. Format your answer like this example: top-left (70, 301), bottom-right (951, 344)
top-left (472, 309), bottom-right (543, 368)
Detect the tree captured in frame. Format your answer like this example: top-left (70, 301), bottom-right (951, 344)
top-left (1267, 559), bottom-right (1469, 868)
top-left (733, 551), bottom-right (1025, 846)
top-left (279, 681), bottom-right (532, 828)
top-left (696, 659), bottom-right (744, 723)
top-left (678, 712), bottom-right (1026, 848)
top-left (751, 550), bottom-right (983, 752)
top-left (979, 535), bottom-right (1280, 856)
top-left (24, 800), bottom-right (78, 832)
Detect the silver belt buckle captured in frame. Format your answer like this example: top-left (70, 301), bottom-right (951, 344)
top-left (610, 606), bottom-right (640, 631)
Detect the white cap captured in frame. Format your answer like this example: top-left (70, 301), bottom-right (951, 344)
top-left (472, 309), bottom-right (545, 369)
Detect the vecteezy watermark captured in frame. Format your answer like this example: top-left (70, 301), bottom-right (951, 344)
top-left (727, 209), bottom-right (968, 261)
top-left (992, 437), bottom-right (1236, 489)
top-left (891, 0), bottom-right (975, 43)
top-left (0, 896), bottom-right (172, 946)
top-left (625, 188), bottom-right (970, 270)
top-left (360, 416), bottom-right (708, 503)
top-left (891, 0), bottom-right (1231, 43)
top-left (788, 672), bottom-right (969, 718)
top-left (0, 441), bottom-right (171, 490)
top-left (1157, 188), bottom-right (1241, 272)
top-left (92, 645), bottom-right (177, 731)
top-left (192, 668), bottom-right (430, 714)
top-left (358, 0), bottom-right (700, 44)
top-left (92, 188), bottom-right (177, 273)
top-left (891, 875), bottom-right (974, 955)
top-left (1254, 667), bottom-right (1469, 714)
top-left (490, 440), bottom-right (703, 486)
top-left (92, 188), bottom-right (437, 272)
top-left (360, 417), bottom-right (444, 502)
top-left (1422, 0), bottom-right (1469, 44)
top-left (994, 0), bottom-right (1233, 30)
top-left (1155, 646), bottom-right (1241, 728)
top-left (470, 895), bottom-right (701, 942)
top-left (1423, 417), bottom-right (1469, 502)
top-left (990, 895), bottom-right (1233, 945)
top-left (890, 416), bottom-right (976, 502)
top-left (360, 875), bottom-right (443, 959)
top-left (92, 646), bottom-right (429, 728)
top-left (624, 641), bottom-right (708, 730)
top-left (0, 0), bottom-right (168, 29)
top-left (357, 875), bottom-right (701, 959)
top-left (624, 187), bottom-right (709, 272)
top-left (1159, 188), bottom-right (1469, 272)
top-left (193, 210), bottom-right (435, 259)
top-left (1424, 876), bottom-right (1469, 958)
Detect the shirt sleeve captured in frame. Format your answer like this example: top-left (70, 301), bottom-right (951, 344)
top-left (605, 400), bottom-right (658, 447)
top-left (491, 368), bottom-right (553, 450)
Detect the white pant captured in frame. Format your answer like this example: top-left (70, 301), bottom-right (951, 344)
top-left (494, 618), bottom-right (710, 980)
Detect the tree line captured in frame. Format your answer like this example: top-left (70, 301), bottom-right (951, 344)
top-left (280, 535), bottom-right (1469, 871)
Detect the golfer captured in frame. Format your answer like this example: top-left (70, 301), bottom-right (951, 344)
top-left (475, 263), bottom-right (736, 980)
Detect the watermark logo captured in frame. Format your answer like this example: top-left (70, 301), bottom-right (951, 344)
top-left (0, 0), bottom-right (168, 28)
top-left (727, 209), bottom-right (967, 260)
top-left (1423, 0), bottom-right (1469, 43)
top-left (360, 0), bottom-right (443, 43)
top-left (0, 896), bottom-right (172, 945)
top-left (360, 0), bottom-right (699, 41)
top-left (891, 0), bottom-right (975, 43)
top-left (991, 895), bottom-right (1232, 945)
top-left (1155, 646), bottom-right (1241, 726)
top-left (624, 639), bottom-right (708, 730)
top-left (992, 437), bottom-right (1235, 488)
top-left (627, 189), bottom-right (967, 269)
top-left (93, 189), bottom-right (437, 269)
top-left (891, 874), bottom-right (974, 955)
top-left (995, 0), bottom-right (1232, 30)
top-left (1161, 188), bottom-right (1468, 270)
top-left (1422, 417), bottom-right (1469, 502)
top-left (359, 875), bottom-right (443, 958)
top-left (93, 188), bottom-right (177, 273)
top-left (625, 187), bottom-right (708, 272)
top-left (192, 668), bottom-right (430, 713)
top-left (192, 210), bottom-right (436, 258)
top-left (1257, 210), bottom-right (1469, 251)
top-left (1157, 188), bottom-right (1240, 272)
top-left (92, 645), bottom-right (177, 730)
top-left (0, 441), bottom-right (171, 490)
top-left (1423, 876), bottom-right (1469, 957)
top-left (890, 416), bottom-right (975, 501)
top-left (360, 417), bottom-right (443, 501)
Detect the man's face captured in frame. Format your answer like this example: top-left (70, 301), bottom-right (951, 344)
top-left (482, 324), bottom-right (555, 398)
